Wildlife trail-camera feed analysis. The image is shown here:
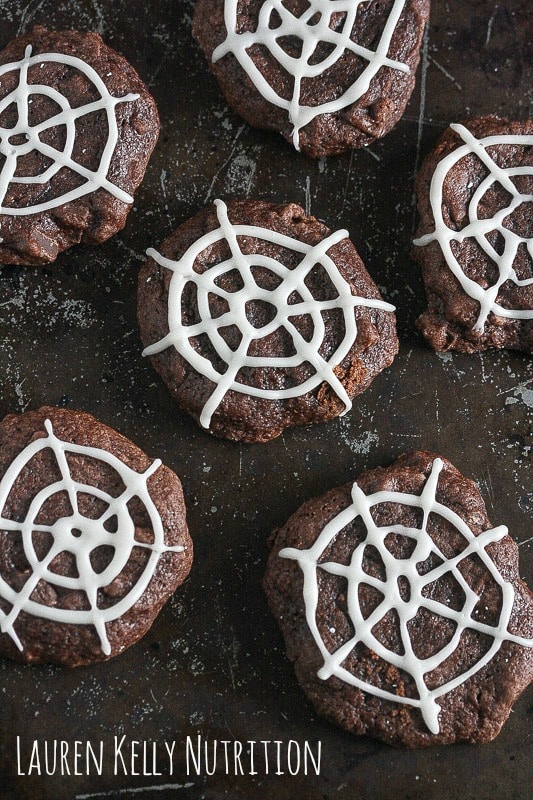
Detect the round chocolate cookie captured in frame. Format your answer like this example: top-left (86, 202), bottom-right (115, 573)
top-left (264, 451), bottom-right (533, 747)
top-left (193, 0), bottom-right (429, 158)
top-left (0, 26), bottom-right (160, 266)
top-left (414, 116), bottom-right (533, 353)
top-left (138, 198), bottom-right (398, 443)
top-left (0, 406), bottom-right (192, 666)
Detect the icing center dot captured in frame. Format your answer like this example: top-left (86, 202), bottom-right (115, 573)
top-left (48, 512), bottom-right (122, 555)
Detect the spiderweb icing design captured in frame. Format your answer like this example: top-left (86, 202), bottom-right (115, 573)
top-left (0, 420), bottom-right (184, 655)
top-left (0, 45), bottom-right (139, 219)
top-left (414, 123), bottom-right (533, 332)
top-left (280, 458), bottom-right (533, 733)
top-left (213, 0), bottom-right (410, 150)
top-left (143, 199), bottom-right (395, 429)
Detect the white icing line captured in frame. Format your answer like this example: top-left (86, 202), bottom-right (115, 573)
top-left (213, 0), bottom-right (410, 150)
top-left (143, 199), bottom-right (395, 429)
top-left (0, 419), bottom-right (184, 656)
top-left (0, 45), bottom-right (139, 217)
top-left (414, 123), bottom-right (533, 331)
top-left (280, 458), bottom-right (533, 734)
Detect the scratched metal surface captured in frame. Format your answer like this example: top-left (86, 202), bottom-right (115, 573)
top-left (0, 1), bottom-right (532, 798)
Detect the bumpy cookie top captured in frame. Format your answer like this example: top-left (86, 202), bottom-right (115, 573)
top-left (414, 116), bottom-right (533, 353)
top-left (0, 26), bottom-right (159, 265)
top-left (138, 198), bottom-right (398, 442)
top-left (0, 406), bottom-right (192, 666)
top-left (193, 0), bottom-right (430, 157)
top-left (265, 451), bottom-right (533, 746)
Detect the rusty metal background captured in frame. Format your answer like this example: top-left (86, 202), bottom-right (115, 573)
top-left (0, 1), bottom-right (531, 798)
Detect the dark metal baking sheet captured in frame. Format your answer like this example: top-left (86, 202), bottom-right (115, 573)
top-left (0, 1), bottom-right (531, 798)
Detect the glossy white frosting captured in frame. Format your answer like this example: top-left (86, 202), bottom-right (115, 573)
top-left (414, 123), bottom-right (533, 331)
top-left (143, 199), bottom-right (395, 429)
top-left (281, 458), bottom-right (532, 733)
top-left (213, 0), bottom-right (410, 150)
top-left (0, 419), bottom-right (184, 655)
top-left (0, 44), bottom-right (139, 226)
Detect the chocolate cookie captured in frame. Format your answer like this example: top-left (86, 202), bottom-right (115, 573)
top-left (193, 0), bottom-right (429, 158)
top-left (0, 26), bottom-right (159, 266)
top-left (414, 116), bottom-right (533, 353)
top-left (138, 198), bottom-right (398, 443)
top-left (0, 406), bottom-right (192, 666)
top-left (264, 452), bottom-right (533, 746)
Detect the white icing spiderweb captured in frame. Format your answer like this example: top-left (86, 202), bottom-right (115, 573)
top-left (280, 458), bottom-right (533, 734)
top-left (213, 0), bottom-right (410, 150)
top-left (0, 420), bottom-right (183, 656)
top-left (0, 45), bottom-right (138, 221)
top-left (414, 123), bottom-right (533, 332)
top-left (143, 199), bottom-right (395, 430)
